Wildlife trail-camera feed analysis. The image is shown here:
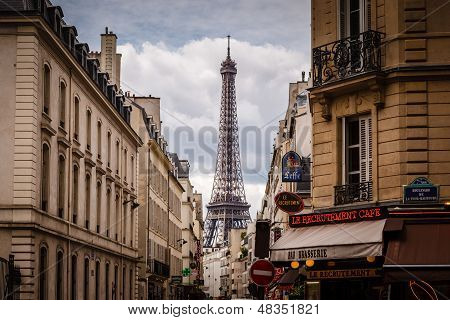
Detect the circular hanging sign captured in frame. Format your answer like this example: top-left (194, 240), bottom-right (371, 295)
top-left (275, 191), bottom-right (304, 214)
top-left (249, 259), bottom-right (275, 287)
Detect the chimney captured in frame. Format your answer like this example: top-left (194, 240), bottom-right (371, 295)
top-left (100, 27), bottom-right (121, 89)
top-left (302, 71), bottom-right (305, 82)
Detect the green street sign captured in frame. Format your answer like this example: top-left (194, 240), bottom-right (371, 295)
top-left (182, 268), bottom-right (191, 277)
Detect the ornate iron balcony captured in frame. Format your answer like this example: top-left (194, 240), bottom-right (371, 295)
top-left (312, 30), bottom-right (383, 87)
top-left (334, 181), bottom-right (373, 205)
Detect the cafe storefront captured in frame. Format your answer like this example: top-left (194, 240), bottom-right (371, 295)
top-left (270, 200), bottom-right (450, 300)
top-left (270, 206), bottom-right (387, 299)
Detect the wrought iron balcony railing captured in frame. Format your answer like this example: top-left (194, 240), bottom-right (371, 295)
top-left (312, 30), bottom-right (383, 87)
top-left (334, 181), bottom-right (373, 205)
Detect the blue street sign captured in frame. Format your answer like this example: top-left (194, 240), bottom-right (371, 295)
top-left (403, 177), bottom-right (439, 204)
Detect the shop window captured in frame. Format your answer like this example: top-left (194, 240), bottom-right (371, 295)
top-left (74, 97), bottom-right (80, 140)
top-left (41, 143), bottom-right (50, 212)
top-left (84, 258), bottom-right (90, 300)
top-left (38, 245), bottom-right (48, 300)
top-left (72, 164), bottom-right (79, 224)
top-left (43, 64), bottom-right (51, 115)
top-left (56, 250), bottom-right (64, 300)
top-left (59, 81), bottom-right (66, 128)
top-left (57, 154), bottom-right (66, 219)
top-left (71, 255), bottom-right (77, 300)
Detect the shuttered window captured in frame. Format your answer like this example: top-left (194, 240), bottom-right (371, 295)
top-left (343, 114), bottom-right (372, 184)
top-left (338, 0), bottom-right (371, 39)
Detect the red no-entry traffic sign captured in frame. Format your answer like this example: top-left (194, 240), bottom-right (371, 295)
top-left (249, 259), bottom-right (275, 286)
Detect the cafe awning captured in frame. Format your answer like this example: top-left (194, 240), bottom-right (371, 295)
top-left (270, 219), bottom-right (386, 262)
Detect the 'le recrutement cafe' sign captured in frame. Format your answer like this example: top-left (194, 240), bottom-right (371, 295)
top-left (289, 207), bottom-right (388, 228)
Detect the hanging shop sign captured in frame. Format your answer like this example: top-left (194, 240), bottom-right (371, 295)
top-left (289, 206), bottom-right (388, 228)
top-left (282, 151), bottom-right (302, 182)
top-left (306, 269), bottom-right (380, 280)
top-left (182, 268), bottom-right (191, 277)
top-left (275, 191), bottom-right (304, 214)
top-left (403, 177), bottom-right (439, 204)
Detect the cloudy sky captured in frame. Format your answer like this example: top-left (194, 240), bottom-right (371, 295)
top-left (56, 0), bottom-right (311, 217)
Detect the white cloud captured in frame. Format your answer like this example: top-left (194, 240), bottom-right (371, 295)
top-left (118, 37), bottom-right (308, 217)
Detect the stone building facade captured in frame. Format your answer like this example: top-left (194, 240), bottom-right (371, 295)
top-left (310, 0), bottom-right (450, 210)
top-left (0, 1), bottom-right (142, 299)
top-left (129, 95), bottom-right (184, 300)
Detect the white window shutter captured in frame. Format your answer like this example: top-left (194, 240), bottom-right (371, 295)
top-left (359, 115), bottom-right (372, 183)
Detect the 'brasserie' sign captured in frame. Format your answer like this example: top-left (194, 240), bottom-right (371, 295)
top-left (289, 207), bottom-right (388, 228)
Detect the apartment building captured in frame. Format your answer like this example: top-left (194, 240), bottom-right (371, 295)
top-left (0, 1), bottom-right (142, 299)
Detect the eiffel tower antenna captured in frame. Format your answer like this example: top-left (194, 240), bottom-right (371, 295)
top-left (203, 36), bottom-right (251, 249)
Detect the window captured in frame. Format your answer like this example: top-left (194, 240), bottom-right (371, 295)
top-left (105, 263), bottom-right (110, 300)
top-left (97, 121), bottom-right (102, 160)
top-left (43, 64), bottom-right (51, 115)
top-left (131, 156), bottom-right (134, 188)
top-left (116, 141), bottom-right (120, 175)
top-left (343, 115), bottom-right (372, 184)
top-left (339, 0), bottom-right (370, 38)
top-left (113, 265), bottom-right (118, 300)
top-left (86, 110), bottom-right (92, 150)
top-left (71, 255), bottom-right (77, 300)
top-left (58, 155), bottom-right (66, 219)
top-left (74, 97), bottom-right (80, 140)
top-left (123, 200), bottom-right (127, 244)
top-left (38, 246), bottom-right (48, 299)
top-left (96, 181), bottom-right (102, 233)
top-left (72, 164), bottom-right (79, 224)
top-left (56, 250), bottom-right (64, 300)
top-left (129, 268), bottom-right (133, 299)
top-left (106, 188), bottom-right (111, 238)
top-left (84, 258), bottom-right (90, 300)
top-left (59, 81), bottom-right (66, 128)
top-left (107, 132), bottom-right (112, 167)
top-left (115, 194), bottom-right (120, 241)
top-left (41, 143), bottom-right (50, 211)
top-left (123, 149), bottom-right (128, 182)
top-left (122, 266), bottom-right (126, 300)
top-left (85, 174), bottom-right (91, 229)
top-left (95, 260), bottom-right (100, 300)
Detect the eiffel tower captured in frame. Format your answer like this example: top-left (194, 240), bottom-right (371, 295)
top-left (203, 36), bottom-right (251, 249)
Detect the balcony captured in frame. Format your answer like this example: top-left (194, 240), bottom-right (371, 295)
top-left (334, 181), bottom-right (373, 206)
top-left (312, 30), bottom-right (383, 87)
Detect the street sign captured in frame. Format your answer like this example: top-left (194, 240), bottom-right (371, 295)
top-left (282, 151), bottom-right (302, 182)
top-left (275, 191), bottom-right (304, 214)
top-left (249, 259), bottom-right (275, 287)
top-left (403, 177), bottom-right (439, 204)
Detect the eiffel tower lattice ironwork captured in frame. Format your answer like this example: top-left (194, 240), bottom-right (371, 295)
top-left (203, 36), bottom-right (251, 249)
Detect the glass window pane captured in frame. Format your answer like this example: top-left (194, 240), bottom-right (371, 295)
top-left (349, 173), bottom-right (360, 184)
top-left (348, 147), bottom-right (360, 172)
top-left (347, 120), bottom-right (359, 146)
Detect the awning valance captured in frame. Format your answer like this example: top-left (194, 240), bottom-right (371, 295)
top-left (270, 219), bottom-right (386, 262)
